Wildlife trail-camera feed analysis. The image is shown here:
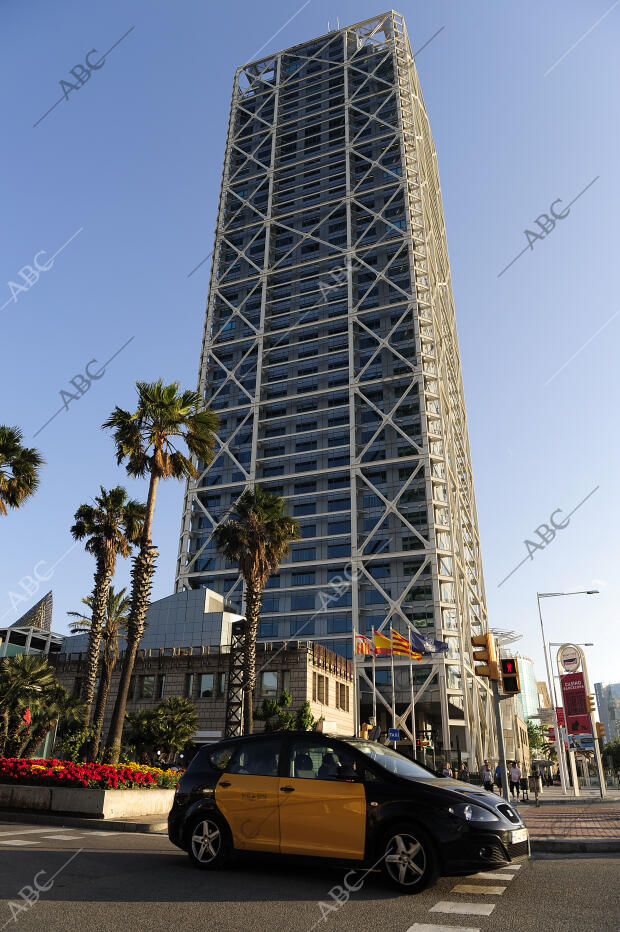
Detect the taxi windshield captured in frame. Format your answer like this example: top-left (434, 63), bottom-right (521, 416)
top-left (352, 741), bottom-right (439, 780)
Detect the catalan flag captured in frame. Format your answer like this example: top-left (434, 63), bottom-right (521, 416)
top-left (373, 630), bottom-right (392, 655)
top-left (355, 634), bottom-right (374, 655)
top-left (391, 628), bottom-right (423, 661)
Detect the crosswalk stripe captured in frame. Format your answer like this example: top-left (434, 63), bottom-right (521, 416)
top-left (430, 901), bottom-right (496, 917)
top-left (451, 883), bottom-right (506, 895)
top-left (471, 871), bottom-right (515, 881)
top-left (0, 828), bottom-right (55, 837)
top-left (406, 925), bottom-right (480, 932)
top-left (502, 863), bottom-right (521, 870)
top-left (42, 834), bottom-right (81, 840)
top-left (0, 839), bottom-right (41, 846)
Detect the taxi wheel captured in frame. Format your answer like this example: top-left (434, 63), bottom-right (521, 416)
top-left (188, 814), bottom-right (231, 870)
top-left (380, 823), bottom-right (437, 893)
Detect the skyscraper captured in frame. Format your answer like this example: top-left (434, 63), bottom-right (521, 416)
top-left (176, 12), bottom-right (492, 766)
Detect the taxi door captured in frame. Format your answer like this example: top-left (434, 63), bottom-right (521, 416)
top-left (278, 740), bottom-right (367, 859)
top-left (214, 738), bottom-right (282, 853)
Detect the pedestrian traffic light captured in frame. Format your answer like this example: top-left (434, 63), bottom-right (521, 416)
top-left (500, 657), bottom-right (520, 694)
top-left (586, 695), bottom-right (596, 713)
top-left (595, 722), bottom-right (606, 739)
top-left (471, 632), bottom-right (499, 680)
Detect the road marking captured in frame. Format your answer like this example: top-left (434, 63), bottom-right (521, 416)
top-left (430, 901), bottom-right (496, 917)
top-left (406, 924), bottom-right (480, 932)
top-left (0, 839), bottom-right (41, 846)
top-left (471, 871), bottom-right (515, 881)
top-left (0, 827), bottom-right (57, 837)
top-left (502, 864), bottom-right (521, 869)
top-left (42, 834), bottom-right (81, 840)
top-left (451, 884), bottom-right (506, 895)
top-left (84, 831), bottom-right (119, 836)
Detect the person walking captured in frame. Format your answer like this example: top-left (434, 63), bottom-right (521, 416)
top-left (509, 761), bottom-right (522, 800)
top-left (495, 763), bottom-right (502, 792)
top-left (616, 767), bottom-right (620, 788)
top-left (481, 760), bottom-right (494, 792)
top-left (530, 765), bottom-right (543, 807)
top-left (458, 762), bottom-right (469, 782)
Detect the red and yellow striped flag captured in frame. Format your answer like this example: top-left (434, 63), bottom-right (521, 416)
top-left (391, 629), bottom-right (423, 661)
top-left (355, 634), bottom-right (374, 655)
top-left (373, 630), bottom-right (392, 655)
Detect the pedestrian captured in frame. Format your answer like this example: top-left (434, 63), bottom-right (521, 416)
top-left (481, 760), bottom-right (494, 792)
top-left (458, 762), bottom-right (469, 782)
top-left (495, 763), bottom-right (502, 792)
top-left (616, 767), bottom-right (620, 788)
top-left (530, 765), bottom-right (542, 807)
top-left (442, 762), bottom-right (453, 778)
top-left (509, 760), bottom-right (522, 799)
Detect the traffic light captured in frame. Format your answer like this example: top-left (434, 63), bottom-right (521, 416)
top-left (595, 722), bottom-right (606, 739)
top-left (471, 632), bottom-right (499, 680)
top-left (586, 695), bottom-right (596, 713)
top-left (500, 657), bottom-right (521, 695)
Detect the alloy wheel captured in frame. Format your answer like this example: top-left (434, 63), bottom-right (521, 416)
top-left (191, 819), bottom-right (222, 864)
top-left (384, 832), bottom-right (427, 887)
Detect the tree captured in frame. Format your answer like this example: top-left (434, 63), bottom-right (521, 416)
top-left (527, 720), bottom-right (545, 752)
top-left (19, 687), bottom-right (86, 758)
top-left (125, 697), bottom-right (198, 764)
top-left (67, 586), bottom-right (131, 759)
top-left (214, 486), bottom-right (300, 735)
top-left (254, 691), bottom-right (321, 733)
top-left (603, 738), bottom-right (620, 771)
top-left (102, 380), bottom-right (219, 763)
top-left (70, 487), bottom-right (145, 732)
top-left (0, 426), bottom-right (43, 516)
top-left (0, 655), bottom-right (57, 756)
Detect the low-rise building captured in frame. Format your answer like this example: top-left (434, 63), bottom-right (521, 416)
top-left (0, 591), bottom-right (64, 658)
top-left (53, 639), bottom-right (354, 745)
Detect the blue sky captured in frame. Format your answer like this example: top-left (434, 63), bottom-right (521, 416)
top-left (1, 0), bottom-right (618, 691)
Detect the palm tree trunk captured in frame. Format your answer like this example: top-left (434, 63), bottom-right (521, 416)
top-left (103, 541), bottom-right (158, 763)
top-left (243, 582), bottom-right (262, 735)
top-left (22, 722), bottom-right (53, 758)
top-left (83, 556), bottom-right (114, 727)
top-left (0, 708), bottom-right (10, 757)
top-left (91, 652), bottom-right (115, 760)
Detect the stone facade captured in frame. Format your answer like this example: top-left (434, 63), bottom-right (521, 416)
top-left (52, 641), bottom-right (354, 745)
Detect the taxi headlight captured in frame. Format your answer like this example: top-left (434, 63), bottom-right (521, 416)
top-left (449, 803), bottom-right (498, 822)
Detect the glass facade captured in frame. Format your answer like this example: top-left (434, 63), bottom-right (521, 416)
top-left (176, 13), bottom-right (490, 760)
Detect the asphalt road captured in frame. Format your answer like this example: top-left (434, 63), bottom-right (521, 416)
top-left (0, 821), bottom-right (617, 932)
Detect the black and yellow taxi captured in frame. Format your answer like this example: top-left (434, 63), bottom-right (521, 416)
top-left (168, 732), bottom-right (529, 893)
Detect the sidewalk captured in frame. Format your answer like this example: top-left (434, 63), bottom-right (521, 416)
top-left (0, 809), bottom-right (167, 834)
top-left (518, 797), bottom-right (620, 853)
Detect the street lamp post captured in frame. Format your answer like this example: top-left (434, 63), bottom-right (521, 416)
top-left (537, 590), bottom-right (598, 798)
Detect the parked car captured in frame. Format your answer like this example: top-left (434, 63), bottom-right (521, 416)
top-left (168, 731), bottom-right (529, 893)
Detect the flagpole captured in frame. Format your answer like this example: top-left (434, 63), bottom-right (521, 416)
top-left (408, 625), bottom-right (416, 760)
top-left (390, 625), bottom-right (396, 747)
top-left (371, 626), bottom-right (377, 726)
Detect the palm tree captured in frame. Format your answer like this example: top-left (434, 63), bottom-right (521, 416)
top-left (0, 426), bottom-right (43, 516)
top-left (152, 697), bottom-right (198, 764)
top-left (70, 487), bottom-right (145, 730)
top-left (68, 586), bottom-right (131, 759)
top-left (0, 655), bottom-right (57, 755)
top-left (102, 380), bottom-right (219, 763)
top-left (214, 486), bottom-right (299, 734)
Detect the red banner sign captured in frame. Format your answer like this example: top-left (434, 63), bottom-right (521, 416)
top-left (560, 672), bottom-right (591, 735)
top-left (556, 707), bottom-right (566, 727)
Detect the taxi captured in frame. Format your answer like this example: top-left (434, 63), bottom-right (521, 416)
top-left (168, 731), bottom-right (529, 892)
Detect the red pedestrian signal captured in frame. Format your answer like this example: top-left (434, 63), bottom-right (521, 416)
top-left (500, 657), bottom-right (521, 695)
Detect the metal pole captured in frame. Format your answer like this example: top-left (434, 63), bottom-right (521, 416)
top-left (577, 645), bottom-right (606, 798)
top-left (390, 626), bottom-right (396, 747)
top-left (537, 595), bottom-right (569, 795)
top-left (371, 627), bottom-right (377, 725)
top-left (492, 679), bottom-right (510, 802)
top-left (408, 626), bottom-right (416, 760)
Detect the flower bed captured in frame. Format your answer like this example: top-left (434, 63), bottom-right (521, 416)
top-left (0, 758), bottom-right (181, 790)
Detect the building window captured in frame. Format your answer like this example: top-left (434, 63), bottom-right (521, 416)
top-left (282, 670), bottom-right (291, 694)
top-left (328, 543), bottom-right (350, 558)
top-left (156, 675), bottom-right (166, 700)
top-left (291, 594), bottom-right (315, 611)
top-left (261, 671), bottom-right (278, 698)
top-left (218, 672), bottom-right (227, 696)
top-left (336, 683), bottom-right (350, 712)
top-left (293, 547), bottom-right (316, 562)
top-left (185, 674), bottom-right (195, 698)
top-left (292, 571), bottom-right (315, 585)
top-left (200, 674), bottom-right (215, 698)
top-left (258, 621), bottom-right (279, 637)
top-left (139, 675), bottom-right (155, 699)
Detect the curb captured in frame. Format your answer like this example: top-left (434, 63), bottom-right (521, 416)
top-left (530, 836), bottom-right (620, 854)
top-left (0, 810), bottom-right (168, 834)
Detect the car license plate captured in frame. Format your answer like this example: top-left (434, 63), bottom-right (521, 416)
top-left (511, 828), bottom-right (528, 844)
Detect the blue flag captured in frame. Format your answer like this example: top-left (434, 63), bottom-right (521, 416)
top-left (408, 628), bottom-right (448, 655)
